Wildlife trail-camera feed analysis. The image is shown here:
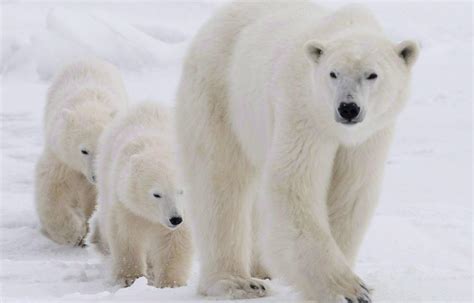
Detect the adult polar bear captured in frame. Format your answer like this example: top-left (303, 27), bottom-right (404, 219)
top-left (176, 1), bottom-right (418, 302)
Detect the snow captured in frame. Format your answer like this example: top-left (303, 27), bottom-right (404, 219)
top-left (0, 1), bottom-right (472, 302)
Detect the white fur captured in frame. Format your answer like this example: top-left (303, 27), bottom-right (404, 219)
top-left (35, 58), bottom-right (128, 246)
top-left (175, 1), bottom-right (418, 301)
top-left (88, 103), bottom-right (192, 288)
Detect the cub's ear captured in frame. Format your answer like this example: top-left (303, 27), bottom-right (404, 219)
top-left (304, 40), bottom-right (326, 64)
top-left (396, 40), bottom-right (419, 68)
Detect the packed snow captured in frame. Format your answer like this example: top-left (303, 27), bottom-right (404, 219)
top-left (1, 1), bottom-right (472, 302)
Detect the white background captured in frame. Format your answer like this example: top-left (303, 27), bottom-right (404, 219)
top-left (1, 1), bottom-right (472, 302)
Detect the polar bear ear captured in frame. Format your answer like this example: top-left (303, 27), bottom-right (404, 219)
top-left (396, 40), bottom-right (419, 68)
top-left (304, 40), bottom-right (326, 64)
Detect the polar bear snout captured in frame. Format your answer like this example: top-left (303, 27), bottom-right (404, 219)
top-left (169, 216), bottom-right (183, 226)
top-left (337, 102), bottom-right (362, 124)
top-left (164, 214), bottom-right (183, 229)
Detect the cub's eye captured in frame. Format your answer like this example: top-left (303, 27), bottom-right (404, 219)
top-left (177, 189), bottom-right (184, 195)
top-left (330, 72), bottom-right (337, 79)
top-left (81, 149), bottom-right (89, 155)
top-left (367, 73), bottom-right (378, 80)
top-left (153, 193), bottom-right (162, 199)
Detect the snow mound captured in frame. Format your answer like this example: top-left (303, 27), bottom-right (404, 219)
top-left (2, 7), bottom-right (188, 81)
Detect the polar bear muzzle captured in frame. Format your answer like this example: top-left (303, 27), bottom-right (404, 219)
top-left (337, 102), bottom-right (362, 124)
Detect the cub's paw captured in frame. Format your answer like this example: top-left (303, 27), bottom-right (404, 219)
top-left (202, 276), bottom-right (268, 299)
top-left (76, 235), bottom-right (87, 247)
top-left (68, 218), bottom-right (88, 247)
top-left (117, 275), bottom-right (141, 288)
top-left (46, 214), bottom-right (87, 246)
top-left (154, 279), bottom-right (186, 288)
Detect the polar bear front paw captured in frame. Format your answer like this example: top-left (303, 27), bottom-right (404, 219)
top-left (202, 276), bottom-right (269, 299)
top-left (344, 282), bottom-right (371, 303)
top-left (330, 273), bottom-right (372, 303)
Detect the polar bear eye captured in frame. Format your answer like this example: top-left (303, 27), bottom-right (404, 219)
top-left (367, 73), bottom-right (378, 80)
top-left (329, 72), bottom-right (337, 79)
top-left (153, 193), bottom-right (162, 199)
top-left (81, 149), bottom-right (89, 155)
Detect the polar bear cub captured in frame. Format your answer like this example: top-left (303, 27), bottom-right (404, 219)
top-left (88, 102), bottom-right (192, 288)
top-left (35, 58), bottom-right (128, 246)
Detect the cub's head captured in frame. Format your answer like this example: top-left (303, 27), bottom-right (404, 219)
top-left (304, 32), bottom-right (419, 138)
top-left (118, 151), bottom-right (184, 229)
top-left (61, 101), bottom-right (116, 184)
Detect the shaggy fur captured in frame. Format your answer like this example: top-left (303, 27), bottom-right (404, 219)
top-left (35, 58), bottom-right (128, 246)
top-left (175, 1), bottom-right (418, 301)
top-left (88, 103), bottom-right (192, 288)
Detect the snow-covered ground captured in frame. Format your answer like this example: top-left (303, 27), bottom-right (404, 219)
top-left (0, 1), bottom-right (472, 302)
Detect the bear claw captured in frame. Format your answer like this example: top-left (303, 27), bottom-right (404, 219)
top-left (345, 282), bottom-right (372, 303)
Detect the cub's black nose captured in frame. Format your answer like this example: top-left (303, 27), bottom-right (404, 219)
top-left (338, 102), bottom-right (360, 121)
top-left (169, 216), bottom-right (183, 226)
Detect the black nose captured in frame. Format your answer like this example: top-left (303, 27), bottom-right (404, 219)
top-left (169, 216), bottom-right (182, 226)
top-left (338, 102), bottom-right (360, 121)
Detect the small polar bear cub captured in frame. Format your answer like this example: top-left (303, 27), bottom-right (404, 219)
top-left (35, 58), bottom-right (128, 246)
top-left (88, 102), bottom-right (192, 288)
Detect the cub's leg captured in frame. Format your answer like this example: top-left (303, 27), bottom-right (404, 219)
top-left (328, 127), bottom-right (394, 265)
top-left (35, 151), bottom-right (87, 246)
top-left (109, 204), bottom-right (147, 287)
top-left (148, 224), bottom-right (193, 288)
top-left (76, 177), bottom-right (97, 223)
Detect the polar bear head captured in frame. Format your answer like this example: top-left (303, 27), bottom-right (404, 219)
top-left (61, 101), bottom-right (116, 184)
top-left (118, 151), bottom-right (185, 229)
top-left (304, 32), bottom-right (419, 142)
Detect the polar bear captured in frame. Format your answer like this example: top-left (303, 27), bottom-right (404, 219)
top-left (35, 58), bottom-right (128, 246)
top-left (175, 1), bottom-right (418, 302)
top-left (88, 102), bottom-right (192, 288)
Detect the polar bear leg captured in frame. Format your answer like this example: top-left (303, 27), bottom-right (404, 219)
top-left (180, 125), bottom-right (267, 298)
top-left (250, 201), bottom-right (271, 280)
top-left (194, 160), bottom-right (267, 298)
top-left (148, 225), bottom-right (193, 288)
top-left (263, 131), bottom-right (370, 302)
top-left (329, 127), bottom-right (394, 265)
top-left (109, 207), bottom-right (147, 287)
top-left (86, 210), bottom-right (109, 254)
top-left (35, 152), bottom-right (87, 246)
top-left (76, 180), bottom-right (97, 223)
